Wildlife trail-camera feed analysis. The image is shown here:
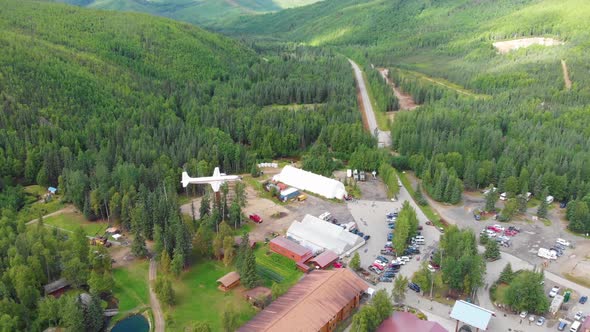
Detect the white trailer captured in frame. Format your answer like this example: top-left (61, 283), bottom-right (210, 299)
top-left (538, 248), bottom-right (557, 260)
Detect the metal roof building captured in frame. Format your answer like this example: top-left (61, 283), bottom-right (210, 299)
top-left (238, 269), bottom-right (368, 332)
top-left (450, 300), bottom-right (495, 331)
top-left (273, 166), bottom-right (347, 200)
top-left (377, 312), bottom-right (448, 332)
top-left (309, 250), bottom-right (339, 269)
top-left (287, 214), bottom-right (365, 256)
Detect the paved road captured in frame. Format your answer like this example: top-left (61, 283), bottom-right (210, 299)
top-left (149, 258), bottom-right (165, 332)
top-left (348, 59), bottom-right (391, 147)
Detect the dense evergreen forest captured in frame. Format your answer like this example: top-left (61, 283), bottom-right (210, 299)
top-left (224, 0), bottom-right (590, 230)
top-left (54, 0), bottom-right (320, 27)
top-left (0, 1), bottom-right (379, 329)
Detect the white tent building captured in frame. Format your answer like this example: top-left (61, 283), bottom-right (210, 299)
top-left (272, 166), bottom-right (347, 200)
top-left (287, 215), bottom-right (365, 256)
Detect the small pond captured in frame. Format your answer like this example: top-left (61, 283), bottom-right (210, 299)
top-left (111, 314), bottom-right (149, 332)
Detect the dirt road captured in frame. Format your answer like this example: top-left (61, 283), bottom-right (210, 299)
top-left (348, 59), bottom-right (391, 147)
top-left (149, 258), bottom-right (165, 332)
top-left (377, 68), bottom-right (418, 110)
top-left (562, 59), bottom-right (572, 90)
top-left (26, 205), bottom-right (76, 225)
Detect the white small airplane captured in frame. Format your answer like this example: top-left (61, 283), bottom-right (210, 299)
top-left (181, 167), bottom-right (240, 192)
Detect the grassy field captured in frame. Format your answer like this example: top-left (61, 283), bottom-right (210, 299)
top-left (43, 212), bottom-right (108, 236)
top-left (168, 245), bottom-right (302, 330)
top-left (490, 283), bottom-right (509, 304)
top-left (18, 185), bottom-right (64, 222)
top-left (168, 260), bottom-right (257, 331)
top-left (112, 260), bottom-right (150, 320)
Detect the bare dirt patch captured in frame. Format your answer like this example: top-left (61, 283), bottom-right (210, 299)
top-left (378, 68), bottom-right (418, 111)
top-left (492, 37), bottom-right (564, 54)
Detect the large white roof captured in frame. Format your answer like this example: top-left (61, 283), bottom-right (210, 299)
top-left (287, 215), bottom-right (364, 255)
top-left (273, 166), bottom-right (347, 200)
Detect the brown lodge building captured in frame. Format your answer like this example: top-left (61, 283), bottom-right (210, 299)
top-left (238, 269), bottom-right (368, 332)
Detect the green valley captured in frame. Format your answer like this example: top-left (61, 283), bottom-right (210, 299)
top-left (54, 0), bottom-right (322, 26)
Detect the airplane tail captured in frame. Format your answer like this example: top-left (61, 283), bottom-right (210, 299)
top-left (181, 171), bottom-right (190, 188)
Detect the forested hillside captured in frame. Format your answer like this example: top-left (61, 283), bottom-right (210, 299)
top-left (0, 0), bottom-right (377, 329)
top-left (226, 0), bottom-right (590, 229)
top-left (53, 0), bottom-right (321, 27)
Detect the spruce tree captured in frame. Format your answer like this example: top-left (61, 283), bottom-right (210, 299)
top-left (131, 228), bottom-right (148, 258)
top-left (484, 239), bottom-right (500, 260)
top-left (85, 295), bottom-right (104, 332)
top-left (538, 188), bottom-right (549, 218)
top-left (241, 247), bottom-right (258, 289)
top-left (199, 192), bottom-right (210, 219)
top-left (499, 263), bottom-right (514, 283)
top-left (236, 233), bottom-right (249, 274)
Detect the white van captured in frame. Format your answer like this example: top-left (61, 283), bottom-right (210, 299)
top-left (556, 238), bottom-right (571, 247)
top-left (414, 239), bottom-right (425, 245)
top-left (319, 212), bottom-right (332, 221)
top-left (546, 195), bottom-right (555, 204)
top-left (570, 320), bottom-right (580, 332)
top-left (500, 192), bottom-right (507, 201)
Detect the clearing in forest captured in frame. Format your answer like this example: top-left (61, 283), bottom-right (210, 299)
top-left (492, 37), bottom-right (563, 54)
top-left (377, 68), bottom-right (418, 111)
top-left (561, 59), bottom-right (572, 90)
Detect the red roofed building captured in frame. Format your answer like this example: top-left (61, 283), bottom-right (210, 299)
top-left (238, 269), bottom-right (368, 332)
top-left (270, 237), bottom-right (313, 264)
top-left (310, 250), bottom-right (339, 269)
top-left (377, 312), bottom-right (448, 332)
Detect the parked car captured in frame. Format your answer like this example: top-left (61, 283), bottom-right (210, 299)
top-left (519, 311), bottom-right (528, 319)
top-left (556, 238), bottom-right (571, 247)
top-left (373, 260), bottom-right (387, 267)
top-left (528, 315), bottom-right (535, 322)
top-left (425, 220), bottom-right (433, 225)
top-left (333, 262), bottom-right (343, 268)
top-left (408, 282), bottom-right (421, 293)
top-left (388, 224), bottom-right (395, 229)
top-left (372, 262), bottom-right (385, 270)
top-left (474, 214), bottom-right (481, 221)
top-left (387, 234), bottom-right (393, 241)
top-left (400, 256), bottom-right (410, 262)
top-left (574, 311), bottom-right (584, 321)
top-left (427, 265), bottom-right (436, 273)
top-left (417, 225), bottom-right (423, 230)
top-left (248, 214), bottom-right (263, 223)
top-left (364, 235), bottom-right (371, 241)
top-left (376, 256), bottom-right (389, 263)
top-left (379, 277), bottom-right (393, 283)
top-left (580, 296), bottom-right (588, 304)
top-left (357, 232), bottom-right (364, 238)
top-left (536, 316), bottom-right (545, 326)
top-left (550, 286), bottom-right (560, 298)
top-left (560, 201), bottom-right (568, 209)
top-left (557, 320), bottom-right (568, 331)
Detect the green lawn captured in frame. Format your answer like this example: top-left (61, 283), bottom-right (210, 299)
top-left (43, 212), bottom-right (108, 236)
top-left (18, 185), bottom-right (64, 222)
top-left (168, 246), bottom-right (302, 331)
top-left (112, 261), bottom-right (150, 318)
top-left (168, 260), bottom-right (257, 331)
top-left (254, 244), bottom-right (303, 287)
top-left (491, 283), bottom-right (510, 304)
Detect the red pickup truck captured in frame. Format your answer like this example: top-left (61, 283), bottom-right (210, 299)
top-left (249, 214), bottom-right (263, 223)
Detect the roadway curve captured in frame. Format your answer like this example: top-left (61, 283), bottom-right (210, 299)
top-left (149, 258), bottom-right (165, 332)
top-left (348, 59), bottom-right (391, 147)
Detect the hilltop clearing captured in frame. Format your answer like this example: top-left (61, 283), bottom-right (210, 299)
top-left (493, 37), bottom-right (564, 54)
